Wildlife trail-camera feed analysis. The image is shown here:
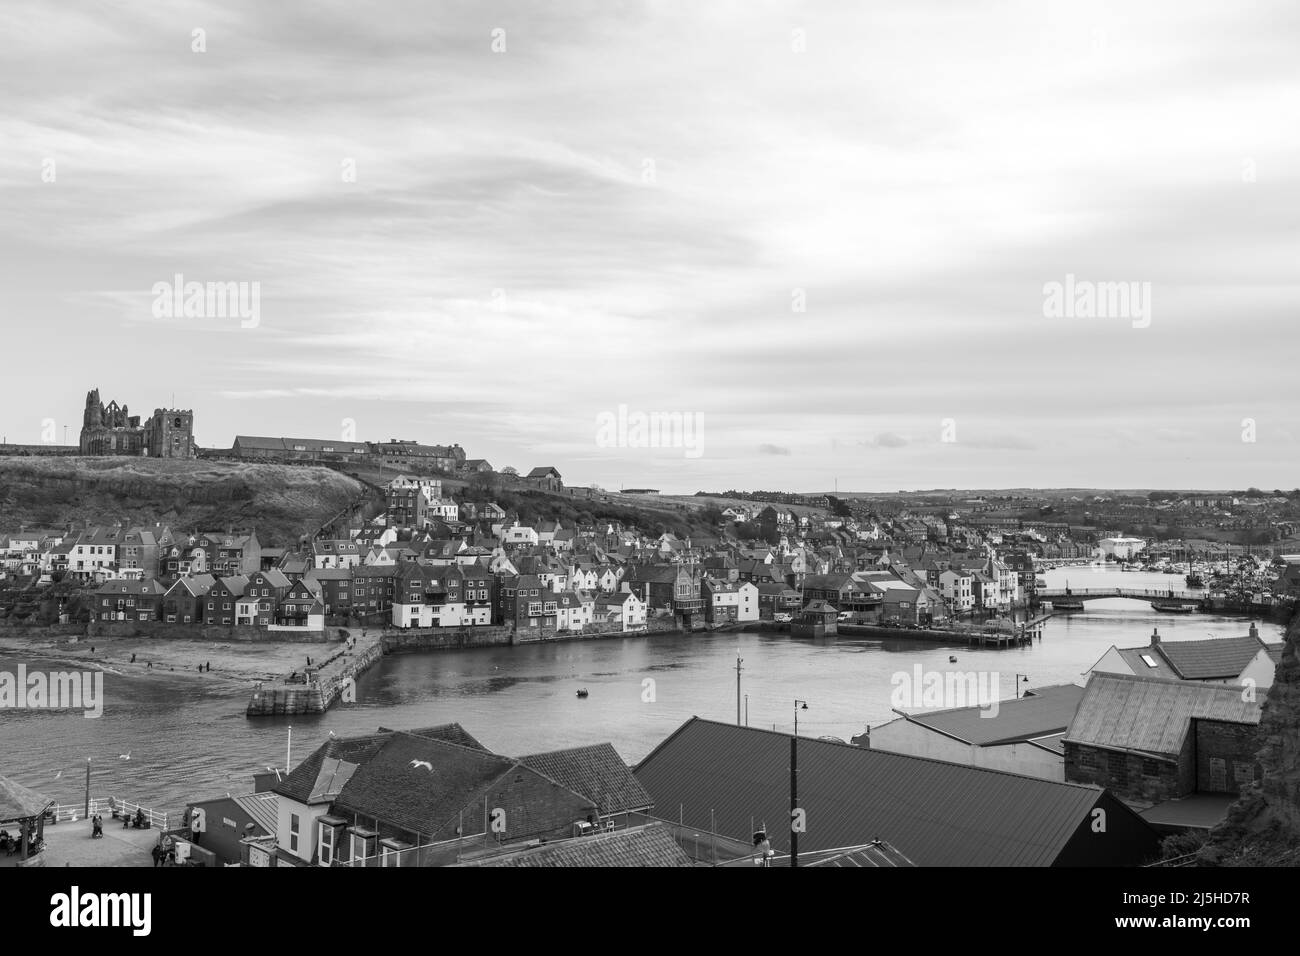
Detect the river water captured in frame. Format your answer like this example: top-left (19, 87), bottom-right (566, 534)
top-left (0, 566), bottom-right (1285, 815)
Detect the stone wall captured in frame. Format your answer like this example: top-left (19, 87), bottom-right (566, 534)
top-left (1194, 719), bottom-right (1262, 794)
top-left (1064, 741), bottom-right (1187, 805)
top-left (0, 621), bottom-right (340, 643)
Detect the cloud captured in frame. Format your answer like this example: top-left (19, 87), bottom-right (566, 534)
top-left (1, 1), bottom-right (1297, 491)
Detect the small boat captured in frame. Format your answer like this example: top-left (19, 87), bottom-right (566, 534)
top-left (948, 655), bottom-right (957, 663)
top-left (1153, 601), bottom-right (1197, 614)
top-left (576, 689), bottom-right (589, 698)
top-left (1053, 601), bottom-right (1085, 611)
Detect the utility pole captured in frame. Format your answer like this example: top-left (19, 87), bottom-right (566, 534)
top-left (83, 757), bottom-right (91, 817)
top-left (735, 654), bottom-right (743, 725)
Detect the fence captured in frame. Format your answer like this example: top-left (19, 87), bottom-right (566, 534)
top-left (48, 797), bottom-right (170, 830)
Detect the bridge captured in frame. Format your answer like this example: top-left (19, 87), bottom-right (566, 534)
top-left (1037, 587), bottom-right (1204, 604)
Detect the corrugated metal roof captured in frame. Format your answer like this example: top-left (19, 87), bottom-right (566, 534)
top-left (900, 683), bottom-right (1084, 746)
top-left (634, 718), bottom-right (1121, 867)
top-left (1064, 672), bottom-right (1262, 758)
top-left (795, 841), bottom-right (915, 867)
top-left (232, 792), bottom-right (278, 836)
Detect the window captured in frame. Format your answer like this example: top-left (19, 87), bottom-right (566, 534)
top-left (289, 813), bottom-right (300, 853)
top-left (1140, 654), bottom-right (1159, 668)
top-left (318, 824), bottom-right (335, 864)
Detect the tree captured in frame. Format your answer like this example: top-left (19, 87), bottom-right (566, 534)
top-left (501, 466), bottom-right (519, 476)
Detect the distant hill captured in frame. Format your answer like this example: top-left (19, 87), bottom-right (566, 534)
top-left (0, 457), bottom-right (368, 547)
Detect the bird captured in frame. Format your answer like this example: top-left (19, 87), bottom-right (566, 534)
top-left (118, 752), bottom-right (131, 760)
top-left (328, 731), bottom-right (337, 738)
top-left (409, 760), bottom-right (434, 772)
top-left (54, 770), bottom-right (62, 779)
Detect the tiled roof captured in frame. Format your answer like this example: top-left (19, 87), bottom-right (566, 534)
top-left (1155, 635), bottom-right (1267, 680)
top-left (519, 743), bottom-right (652, 816)
top-left (634, 718), bottom-right (1151, 867)
top-left (459, 823), bottom-right (692, 868)
top-left (332, 735), bottom-right (576, 839)
top-left (378, 724), bottom-right (490, 752)
top-left (1064, 673), bottom-right (1262, 758)
top-left (272, 733), bottom-right (391, 805)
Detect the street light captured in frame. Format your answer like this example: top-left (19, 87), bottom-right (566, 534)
top-left (794, 699), bottom-right (808, 736)
top-left (1015, 674), bottom-right (1030, 698)
top-left (791, 699), bottom-right (809, 869)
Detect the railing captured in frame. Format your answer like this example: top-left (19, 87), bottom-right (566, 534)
top-left (1038, 587), bottom-right (1203, 600)
top-left (48, 797), bottom-right (170, 830)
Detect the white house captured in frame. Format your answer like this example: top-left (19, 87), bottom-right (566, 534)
top-left (595, 591), bottom-right (646, 631)
top-left (938, 569), bottom-right (975, 613)
top-left (312, 539), bottom-right (362, 570)
top-left (1098, 536), bottom-right (1147, 560)
top-left (502, 523), bottom-right (539, 547)
top-left (1086, 625), bottom-right (1281, 692)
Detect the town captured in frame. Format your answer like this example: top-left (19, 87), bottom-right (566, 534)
top-left (1, 388), bottom-right (1298, 870)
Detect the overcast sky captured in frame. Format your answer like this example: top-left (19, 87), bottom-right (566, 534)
top-left (2, 1), bottom-right (1297, 493)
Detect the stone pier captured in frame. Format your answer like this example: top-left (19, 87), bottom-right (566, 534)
top-left (245, 634), bottom-right (384, 716)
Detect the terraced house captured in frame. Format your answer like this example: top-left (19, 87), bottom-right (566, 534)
top-left (95, 578), bottom-right (167, 621)
top-left (392, 564), bottom-right (492, 628)
top-left (274, 578), bottom-right (325, 631)
top-left (162, 574), bottom-right (215, 624)
top-left (204, 575), bottom-right (250, 626)
top-left (195, 531), bottom-right (261, 577)
top-left (245, 569), bottom-right (293, 627)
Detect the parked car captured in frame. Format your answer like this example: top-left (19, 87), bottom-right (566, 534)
top-left (773, 612), bottom-right (792, 623)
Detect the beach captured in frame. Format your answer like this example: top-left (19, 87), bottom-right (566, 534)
top-left (0, 629), bottom-right (337, 685)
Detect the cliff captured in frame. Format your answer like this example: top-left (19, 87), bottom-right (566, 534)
top-left (1199, 607), bottom-right (1300, 865)
top-left (0, 457), bottom-right (369, 546)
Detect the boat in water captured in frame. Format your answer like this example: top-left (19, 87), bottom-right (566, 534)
top-left (1152, 599), bottom-right (1198, 613)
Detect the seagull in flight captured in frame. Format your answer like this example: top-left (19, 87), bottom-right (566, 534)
top-left (409, 760), bottom-right (434, 772)
top-left (118, 751), bottom-right (131, 761)
top-left (55, 770), bottom-right (62, 779)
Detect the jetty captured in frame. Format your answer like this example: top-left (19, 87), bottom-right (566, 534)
top-left (246, 633), bottom-right (384, 716)
top-left (836, 614), bottom-right (1049, 648)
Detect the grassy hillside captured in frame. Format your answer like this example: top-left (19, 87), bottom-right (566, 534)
top-left (0, 457), bottom-right (368, 547)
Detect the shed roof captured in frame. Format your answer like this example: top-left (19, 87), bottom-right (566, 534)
top-left (634, 717), bottom-right (1133, 867)
top-left (1064, 673), bottom-right (1262, 758)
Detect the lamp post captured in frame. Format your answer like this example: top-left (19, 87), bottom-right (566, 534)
top-left (1015, 674), bottom-right (1030, 698)
top-left (791, 699), bottom-right (808, 868)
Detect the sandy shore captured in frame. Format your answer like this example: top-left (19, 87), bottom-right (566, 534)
top-left (0, 631), bottom-right (350, 685)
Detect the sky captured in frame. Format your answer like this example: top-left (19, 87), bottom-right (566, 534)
top-left (1, 0), bottom-right (1297, 494)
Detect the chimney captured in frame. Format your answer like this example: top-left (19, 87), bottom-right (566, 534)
top-left (1151, 627), bottom-right (1160, 645)
top-left (1249, 621), bottom-right (1259, 640)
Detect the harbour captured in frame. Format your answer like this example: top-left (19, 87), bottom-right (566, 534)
top-left (0, 567), bottom-right (1282, 818)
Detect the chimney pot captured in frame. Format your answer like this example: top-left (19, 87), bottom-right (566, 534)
top-left (1151, 627), bottom-right (1160, 645)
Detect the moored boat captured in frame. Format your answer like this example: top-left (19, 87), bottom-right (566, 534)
top-left (1152, 600), bottom-right (1197, 613)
